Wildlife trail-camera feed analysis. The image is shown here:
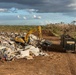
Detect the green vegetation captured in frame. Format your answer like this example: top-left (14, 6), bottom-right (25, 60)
top-left (0, 24), bottom-right (76, 38)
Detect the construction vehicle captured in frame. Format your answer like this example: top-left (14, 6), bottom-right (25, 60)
top-left (61, 31), bottom-right (76, 52)
top-left (14, 26), bottom-right (42, 45)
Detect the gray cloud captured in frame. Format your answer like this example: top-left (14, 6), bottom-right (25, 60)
top-left (0, 0), bottom-right (75, 13)
top-left (0, 3), bottom-right (29, 9)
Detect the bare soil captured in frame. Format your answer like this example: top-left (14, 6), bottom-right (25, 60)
top-left (0, 35), bottom-right (76, 75)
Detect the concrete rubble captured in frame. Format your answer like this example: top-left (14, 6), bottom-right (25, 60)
top-left (0, 32), bottom-right (51, 61)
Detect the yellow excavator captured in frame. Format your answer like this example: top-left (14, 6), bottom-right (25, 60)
top-left (14, 26), bottom-right (42, 44)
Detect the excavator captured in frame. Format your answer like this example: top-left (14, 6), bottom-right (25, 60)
top-left (14, 26), bottom-right (42, 45)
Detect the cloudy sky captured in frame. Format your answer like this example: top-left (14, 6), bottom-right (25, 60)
top-left (0, 0), bottom-right (76, 25)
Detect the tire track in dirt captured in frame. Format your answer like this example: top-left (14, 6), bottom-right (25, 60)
top-left (65, 53), bottom-right (76, 75)
top-left (51, 52), bottom-right (71, 75)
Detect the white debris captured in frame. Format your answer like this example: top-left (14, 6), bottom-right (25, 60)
top-left (20, 50), bottom-right (30, 57)
top-left (4, 48), bottom-right (15, 61)
top-left (29, 47), bottom-right (40, 56)
top-left (30, 34), bottom-right (38, 40)
top-left (0, 32), bottom-right (49, 61)
top-left (0, 46), bottom-right (6, 50)
top-left (25, 45), bottom-right (48, 56)
top-left (0, 47), bottom-right (15, 61)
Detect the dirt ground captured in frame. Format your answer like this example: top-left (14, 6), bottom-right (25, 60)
top-left (0, 35), bottom-right (76, 75)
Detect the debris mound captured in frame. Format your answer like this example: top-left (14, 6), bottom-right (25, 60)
top-left (0, 32), bottom-right (51, 61)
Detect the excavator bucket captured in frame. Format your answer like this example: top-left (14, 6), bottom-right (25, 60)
top-left (15, 37), bottom-right (25, 44)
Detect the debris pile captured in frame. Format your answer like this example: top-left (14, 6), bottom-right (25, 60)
top-left (0, 32), bottom-right (51, 61)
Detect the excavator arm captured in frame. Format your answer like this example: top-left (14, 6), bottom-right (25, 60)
top-left (24, 26), bottom-right (42, 43)
top-left (38, 26), bottom-right (42, 39)
top-left (24, 28), bottom-right (36, 43)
